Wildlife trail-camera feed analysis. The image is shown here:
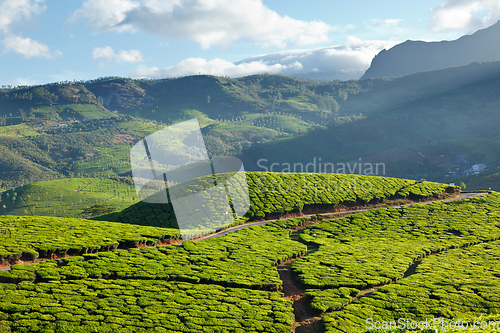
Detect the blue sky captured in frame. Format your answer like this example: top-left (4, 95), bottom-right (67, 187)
top-left (1, 0), bottom-right (499, 86)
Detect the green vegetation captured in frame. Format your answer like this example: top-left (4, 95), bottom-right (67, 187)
top-left (71, 146), bottom-right (134, 176)
top-left (0, 172), bottom-right (454, 230)
top-left (346, 242), bottom-right (500, 331)
top-left (290, 193), bottom-right (500, 332)
top-left (395, 181), bottom-right (455, 199)
top-left (81, 204), bottom-right (117, 217)
top-left (0, 215), bottom-right (179, 262)
top-left (0, 217), bottom-right (311, 332)
top-left (0, 184), bottom-right (494, 332)
top-left (97, 172), bottom-right (457, 228)
top-left (2, 65), bottom-right (500, 331)
top-left (3, 63), bottom-right (500, 187)
top-left (246, 173), bottom-right (453, 219)
top-left (0, 279), bottom-right (293, 332)
top-left (0, 123), bottom-right (39, 137)
top-left (0, 116), bottom-right (167, 189)
top-left (0, 217), bottom-right (308, 289)
top-left (0, 178), bottom-right (139, 218)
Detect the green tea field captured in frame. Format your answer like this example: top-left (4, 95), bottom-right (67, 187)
top-left (1, 172), bottom-right (496, 332)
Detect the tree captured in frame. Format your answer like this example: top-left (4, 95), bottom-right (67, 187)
top-left (460, 182), bottom-right (467, 190)
top-left (19, 109), bottom-right (26, 121)
top-left (295, 202), bottom-right (304, 213)
top-left (82, 204), bottom-right (117, 217)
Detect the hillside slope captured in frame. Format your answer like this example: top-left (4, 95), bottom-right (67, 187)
top-left (244, 61), bottom-right (500, 182)
top-left (96, 172), bottom-right (456, 229)
top-left (1, 61), bottom-right (500, 188)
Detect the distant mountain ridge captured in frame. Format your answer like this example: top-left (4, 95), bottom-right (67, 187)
top-left (362, 21), bottom-right (500, 79)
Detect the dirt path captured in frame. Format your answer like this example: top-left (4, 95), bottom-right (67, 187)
top-left (278, 257), bottom-right (324, 333)
top-left (0, 193), bottom-right (484, 273)
top-left (196, 192), bottom-right (483, 242)
top-left (75, 180), bottom-right (97, 192)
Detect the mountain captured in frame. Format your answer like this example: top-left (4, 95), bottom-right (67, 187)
top-left (361, 21), bottom-right (500, 79)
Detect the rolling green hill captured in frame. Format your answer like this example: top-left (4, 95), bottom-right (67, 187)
top-left (0, 172), bottom-right (456, 229)
top-left (0, 75), bottom-right (341, 189)
top-left (96, 172), bottom-right (456, 229)
top-left (0, 177), bottom-right (138, 218)
top-left (240, 61), bottom-right (500, 183)
top-left (0, 171), bottom-right (456, 265)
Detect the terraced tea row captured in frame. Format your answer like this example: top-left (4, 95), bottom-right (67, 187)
top-left (291, 193), bottom-right (500, 332)
top-left (0, 215), bottom-right (180, 263)
top-left (98, 172), bottom-right (456, 228)
top-left (0, 218), bottom-right (309, 290)
top-left (0, 218), bottom-right (312, 332)
top-left (333, 242), bottom-right (500, 332)
top-left (0, 279), bottom-right (293, 333)
top-left (0, 173), bottom-right (455, 266)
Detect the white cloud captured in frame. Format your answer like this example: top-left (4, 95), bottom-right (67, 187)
top-left (0, 0), bottom-right (62, 58)
top-left (93, 45), bottom-right (144, 65)
top-left (0, 0), bottom-right (46, 31)
top-left (72, 0), bottom-right (333, 49)
top-left (132, 57), bottom-right (303, 78)
top-left (429, 0), bottom-right (500, 32)
top-left (366, 19), bottom-right (403, 29)
top-left (2, 33), bottom-right (62, 59)
top-left (131, 37), bottom-right (399, 80)
top-left (71, 0), bottom-right (139, 33)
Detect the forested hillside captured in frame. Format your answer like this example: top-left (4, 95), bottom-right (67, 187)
top-left (1, 60), bottom-right (500, 190)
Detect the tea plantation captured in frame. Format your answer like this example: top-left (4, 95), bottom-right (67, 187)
top-left (97, 172), bottom-right (454, 228)
top-left (2, 172), bottom-right (496, 333)
top-left (294, 193), bottom-right (500, 332)
top-left (0, 218), bottom-right (311, 332)
top-left (0, 215), bottom-right (180, 263)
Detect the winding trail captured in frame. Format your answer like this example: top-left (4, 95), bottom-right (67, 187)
top-left (75, 180), bottom-right (97, 192)
top-left (196, 192), bottom-right (482, 242)
top-left (0, 192), bottom-right (483, 274)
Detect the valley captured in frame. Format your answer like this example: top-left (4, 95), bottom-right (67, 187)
top-left (2, 63), bottom-right (500, 192)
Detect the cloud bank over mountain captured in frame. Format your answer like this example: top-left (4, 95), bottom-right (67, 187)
top-left (132, 37), bottom-right (398, 80)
